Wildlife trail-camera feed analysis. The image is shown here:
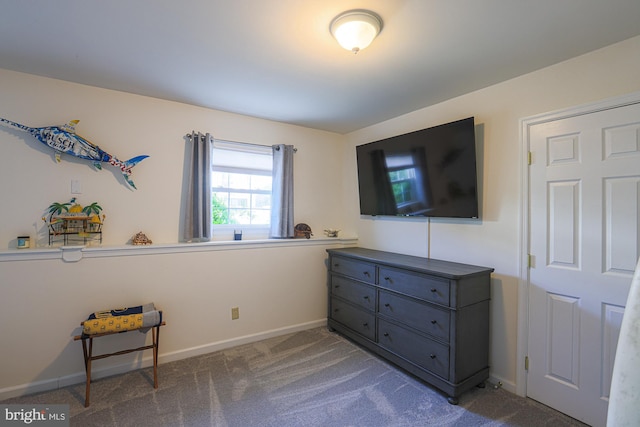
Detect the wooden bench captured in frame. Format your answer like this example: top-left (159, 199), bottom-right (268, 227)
top-left (73, 318), bottom-right (165, 407)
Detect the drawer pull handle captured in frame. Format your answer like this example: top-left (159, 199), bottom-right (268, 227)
top-left (363, 322), bottom-right (368, 327)
top-left (384, 277), bottom-right (392, 282)
top-left (430, 354), bottom-right (436, 359)
top-left (363, 296), bottom-right (370, 300)
top-left (334, 285), bottom-right (340, 289)
top-left (384, 303), bottom-right (390, 308)
top-left (334, 308), bottom-right (339, 313)
top-left (431, 320), bottom-right (437, 324)
top-left (363, 271), bottom-right (370, 277)
top-left (383, 332), bottom-right (389, 337)
top-left (430, 288), bottom-right (437, 293)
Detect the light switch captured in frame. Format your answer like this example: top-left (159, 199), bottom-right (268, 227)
top-left (71, 180), bottom-right (82, 194)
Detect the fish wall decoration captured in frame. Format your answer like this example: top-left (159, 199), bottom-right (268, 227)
top-left (0, 117), bottom-right (148, 189)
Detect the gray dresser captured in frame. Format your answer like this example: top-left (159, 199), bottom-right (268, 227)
top-left (326, 247), bottom-right (494, 404)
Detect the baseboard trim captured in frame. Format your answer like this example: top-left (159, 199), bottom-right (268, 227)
top-left (488, 373), bottom-right (517, 395)
top-left (0, 319), bottom-right (327, 401)
top-left (159, 319), bottom-right (327, 365)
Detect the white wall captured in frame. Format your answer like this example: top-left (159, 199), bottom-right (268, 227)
top-left (343, 35), bottom-right (640, 391)
top-left (0, 69), bottom-right (350, 398)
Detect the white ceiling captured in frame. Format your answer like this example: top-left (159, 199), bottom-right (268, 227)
top-left (1, 1), bottom-right (639, 134)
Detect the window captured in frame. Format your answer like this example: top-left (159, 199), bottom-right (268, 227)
top-left (211, 140), bottom-right (272, 227)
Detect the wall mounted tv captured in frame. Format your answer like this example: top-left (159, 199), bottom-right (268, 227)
top-left (356, 117), bottom-right (479, 218)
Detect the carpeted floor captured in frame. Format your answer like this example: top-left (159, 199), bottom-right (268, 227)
top-left (2, 327), bottom-right (587, 426)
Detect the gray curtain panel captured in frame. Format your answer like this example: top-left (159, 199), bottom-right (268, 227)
top-left (184, 132), bottom-right (213, 241)
top-left (270, 144), bottom-right (295, 238)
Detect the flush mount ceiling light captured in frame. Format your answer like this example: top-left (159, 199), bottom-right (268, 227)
top-left (330, 9), bottom-right (382, 54)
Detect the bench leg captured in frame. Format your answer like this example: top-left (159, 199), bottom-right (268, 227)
top-left (152, 324), bottom-right (160, 389)
top-left (82, 337), bottom-right (93, 407)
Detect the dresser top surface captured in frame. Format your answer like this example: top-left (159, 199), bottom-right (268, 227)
top-left (327, 247), bottom-right (494, 279)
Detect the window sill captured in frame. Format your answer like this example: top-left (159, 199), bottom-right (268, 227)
top-left (0, 236), bottom-right (358, 263)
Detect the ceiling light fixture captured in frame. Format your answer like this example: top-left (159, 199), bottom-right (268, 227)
top-left (330, 9), bottom-right (382, 54)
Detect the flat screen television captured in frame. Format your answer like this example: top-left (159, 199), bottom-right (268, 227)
top-left (356, 117), bottom-right (479, 218)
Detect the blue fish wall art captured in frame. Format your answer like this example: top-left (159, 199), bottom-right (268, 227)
top-left (0, 118), bottom-right (148, 189)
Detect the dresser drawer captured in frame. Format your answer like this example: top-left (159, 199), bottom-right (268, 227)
top-left (378, 290), bottom-right (450, 342)
top-left (330, 256), bottom-right (376, 284)
top-left (331, 275), bottom-right (376, 311)
top-left (379, 266), bottom-right (450, 306)
top-left (331, 298), bottom-right (376, 341)
top-left (378, 319), bottom-right (449, 379)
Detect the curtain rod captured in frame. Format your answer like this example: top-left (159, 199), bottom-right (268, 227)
top-left (184, 133), bottom-right (297, 152)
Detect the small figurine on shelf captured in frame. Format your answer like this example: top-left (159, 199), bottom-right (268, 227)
top-left (131, 231), bottom-right (152, 245)
top-left (324, 229), bottom-right (340, 238)
top-left (294, 223), bottom-right (313, 239)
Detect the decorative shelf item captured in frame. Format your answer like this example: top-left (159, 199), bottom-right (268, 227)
top-left (131, 231), bottom-right (152, 245)
top-left (42, 198), bottom-right (104, 245)
top-left (324, 229), bottom-right (340, 237)
top-left (294, 223), bottom-right (313, 239)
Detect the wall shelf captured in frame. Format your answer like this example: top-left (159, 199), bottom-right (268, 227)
top-left (0, 236), bottom-right (358, 263)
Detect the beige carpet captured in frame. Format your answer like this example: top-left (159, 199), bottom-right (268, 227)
top-left (2, 327), bottom-right (587, 426)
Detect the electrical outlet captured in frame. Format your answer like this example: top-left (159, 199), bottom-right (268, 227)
top-left (231, 307), bottom-right (239, 320)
